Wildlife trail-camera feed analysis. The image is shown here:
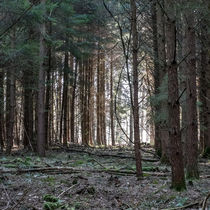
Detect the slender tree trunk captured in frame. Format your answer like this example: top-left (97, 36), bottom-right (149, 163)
top-left (185, 8), bottom-right (199, 179)
top-left (97, 49), bottom-right (102, 145)
top-left (165, 1), bottom-right (186, 190)
top-left (201, 0), bottom-right (210, 157)
top-left (151, 1), bottom-right (161, 157)
top-left (37, 0), bottom-right (46, 156)
top-left (0, 69), bottom-right (4, 150)
top-left (71, 60), bottom-right (78, 143)
top-left (101, 56), bottom-right (106, 146)
top-left (45, 22), bottom-right (52, 149)
top-left (157, 0), bottom-right (169, 163)
top-left (23, 68), bottom-right (34, 150)
top-left (199, 22), bottom-right (209, 156)
top-left (6, 32), bottom-right (15, 154)
top-left (110, 51), bottom-right (115, 146)
top-left (89, 59), bottom-right (94, 145)
top-left (130, 0), bottom-right (143, 177)
top-left (63, 51), bottom-right (69, 147)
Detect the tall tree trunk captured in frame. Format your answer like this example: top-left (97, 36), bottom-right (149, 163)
top-left (6, 32), bottom-right (15, 154)
top-left (37, 0), bottom-right (46, 156)
top-left (89, 59), bottom-right (94, 145)
top-left (79, 60), bottom-right (85, 144)
top-left (23, 69), bottom-right (34, 150)
top-left (83, 60), bottom-right (89, 145)
top-left (0, 69), bottom-right (4, 150)
top-left (70, 60), bottom-right (78, 143)
top-left (101, 56), bottom-right (106, 146)
top-left (45, 22), bottom-right (52, 149)
top-left (199, 22), bottom-right (209, 156)
top-left (63, 51), bottom-right (69, 147)
top-left (185, 7), bottom-right (199, 179)
top-left (156, 0), bottom-right (169, 163)
top-left (201, 0), bottom-right (210, 157)
top-left (165, 1), bottom-right (186, 190)
top-left (151, 0), bottom-right (161, 157)
top-left (97, 49), bottom-right (102, 145)
top-left (110, 51), bottom-right (115, 146)
top-left (130, 0), bottom-right (143, 177)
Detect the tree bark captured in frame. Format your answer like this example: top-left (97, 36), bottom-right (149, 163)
top-left (130, 0), bottom-right (143, 177)
top-left (151, 0), bottom-right (161, 157)
top-left (157, 1), bottom-right (169, 163)
top-left (45, 22), bottom-right (52, 149)
top-left (63, 51), bottom-right (69, 147)
top-left (199, 22), bottom-right (209, 156)
top-left (37, 0), bottom-right (46, 156)
top-left (70, 59), bottom-right (78, 143)
top-left (0, 69), bottom-right (4, 150)
top-left (165, 1), bottom-right (186, 190)
top-left (110, 50), bottom-right (115, 146)
top-left (185, 7), bottom-right (199, 179)
top-left (6, 32), bottom-right (15, 154)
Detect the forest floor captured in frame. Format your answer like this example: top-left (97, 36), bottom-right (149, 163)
top-left (0, 145), bottom-right (210, 210)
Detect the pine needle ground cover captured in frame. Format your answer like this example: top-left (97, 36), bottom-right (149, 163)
top-left (0, 147), bottom-right (209, 209)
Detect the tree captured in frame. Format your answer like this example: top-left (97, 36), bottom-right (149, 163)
top-left (130, 0), bottom-right (143, 177)
top-left (165, 0), bottom-right (186, 190)
top-left (0, 69), bottom-right (4, 151)
top-left (110, 50), bottom-right (115, 146)
top-left (185, 0), bottom-right (199, 179)
top-left (6, 31), bottom-right (15, 154)
top-left (37, 0), bottom-right (46, 156)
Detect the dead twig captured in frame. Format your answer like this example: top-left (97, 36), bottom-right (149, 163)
top-left (57, 184), bottom-right (79, 198)
top-left (2, 183), bottom-right (12, 210)
top-left (10, 189), bottom-right (29, 210)
top-left (91, 159), bottom-right (107, 169)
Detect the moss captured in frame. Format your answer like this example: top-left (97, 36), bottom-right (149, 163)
top-left (202, 147), bottom-right (210, 158)
top-left (43, 202), bottom-right (60, 210)
top-left (143, 173), bottom-right (150, 177)
top-left (43, 194), bottom-right (59, 203)
top-left (42, 176), bottom-right (56, 186)
top-left (156, 149), bottom-right (162, 158)
top-left (142, 166), bottom-right (158, 172)
top-left (186, 170), bottom-right (199, 180)
top-left (72, 178), bottom-right (78, 185)
top-left (43, 194), bottom-right (61, 210)
top-left (160, 155), bottom-right (170, 165)
top-left (171, 182), bottom-right (186, 191)
top-left (87, 186), bottom-right (96, 195)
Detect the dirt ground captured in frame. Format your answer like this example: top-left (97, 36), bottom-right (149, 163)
top-left (0, 147), bottom-right (210, 210)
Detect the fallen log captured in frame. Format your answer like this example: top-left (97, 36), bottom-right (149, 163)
top-left (61, 147), bottom-right (159, 162)
top-left (0, 167), bottom-right (169, 177)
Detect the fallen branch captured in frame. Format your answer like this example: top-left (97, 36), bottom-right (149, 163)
top-left (163, 201), bottom-right (200, 210)
top-left (91, 159), bottom-right (107, 169)
top-left (57, 184), bottom-right (79, 198)
top-left (0, 167), bottom-right (169, 177)
top-left (53, 143), bottom-right (159, 162)
top-left (202, 192), bottom-right (210, 210)
top-left (10, 189), bottom-right (29, 210)
top-left (63, 147), bottom-right (159, 162)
